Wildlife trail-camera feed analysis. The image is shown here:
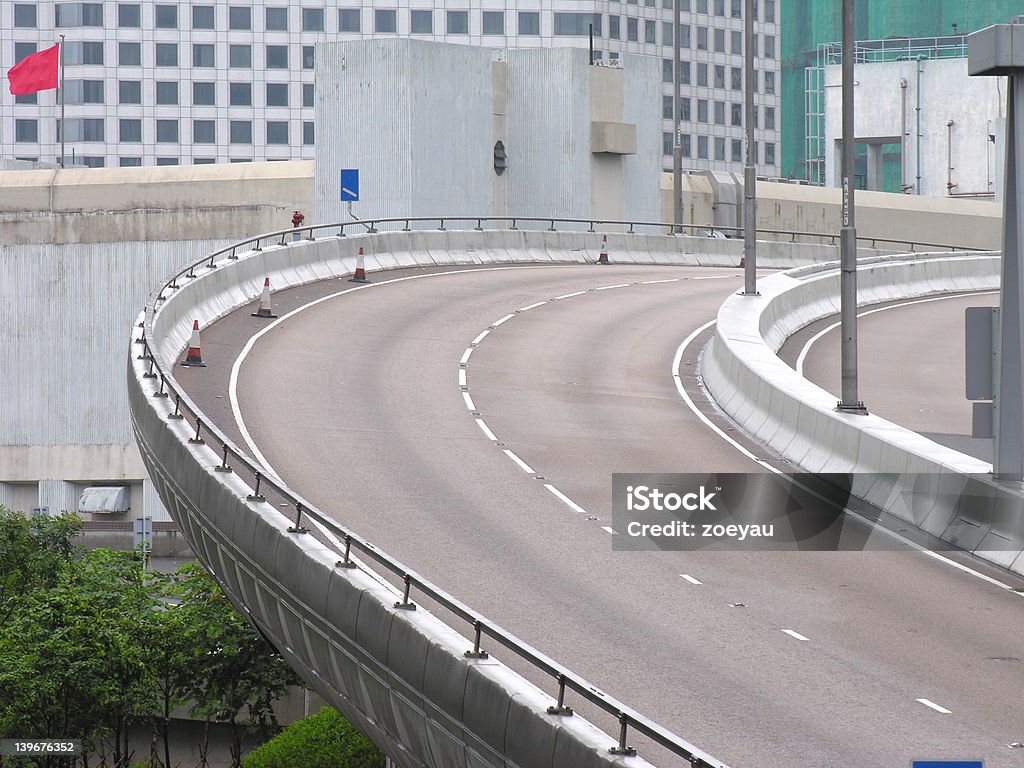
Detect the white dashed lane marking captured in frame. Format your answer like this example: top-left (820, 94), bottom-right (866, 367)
top-left (916, 698), bottom-right (952, 714)
top-left (680, 574), bottom-right (702, 585)
top-left (781, 629), bottom-right (810, 642)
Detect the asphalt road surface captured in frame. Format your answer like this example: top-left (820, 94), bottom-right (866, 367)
top-left (180, 265), bottom-right (1024, 768)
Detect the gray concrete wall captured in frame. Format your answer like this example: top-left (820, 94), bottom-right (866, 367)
top-left (0, 161), bottom-right (313, 245)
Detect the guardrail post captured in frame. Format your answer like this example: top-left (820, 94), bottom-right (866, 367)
top-left (168, 394), bottom-right (184, 420)
top-left (153, 374), bottom-right (168, 398)
top-left (336, 535), bottom-right (358, 569)
top-left (144, 359), bottom-right (158, 379)
top-left (228, 246), bottom-right (238, 260)
top-left (215, 443), bottom-right (232, 473)
top-left (393, 575), bottom-right (417, 610)
top-left (206, 254), bottom-right (217, 270)
top-left (546, 675), bottom-right (573, 715)
top-left (464, 621), bottom-right (489, 659)
top-left (253, 238), bottom-right (262, 251)
top-left (188, 418), bottom-right (205, 445)
top-left (608, 714), bottom-right (636, 756)
top-left (288, 503), bottom-right (309, 534)
top-left (246, 472), bottom-right (265, 502)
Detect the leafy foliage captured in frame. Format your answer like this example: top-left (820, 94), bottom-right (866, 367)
top-left (241, 707), bottom-right (384, 768)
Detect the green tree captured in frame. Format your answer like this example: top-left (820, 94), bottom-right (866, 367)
top-left (0, 508), bottom-right (81, 623)
top-left (241, 707), bottom-right (384, 768)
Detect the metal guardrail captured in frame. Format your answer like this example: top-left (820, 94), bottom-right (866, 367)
top-left (136, 216), bottom-right (980, 767)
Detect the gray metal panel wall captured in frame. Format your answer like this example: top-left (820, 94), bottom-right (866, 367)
top-left (506, 48), bottom-right (591, 221)
top-left (315, 39), bottom-right (494, 226)
top-left (0, 239), bottom-right (232, 447)
top-left (620, 54), bottom-right (664, 225)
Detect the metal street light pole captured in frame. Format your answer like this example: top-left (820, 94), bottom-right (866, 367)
top-left (673, 1), bottom-right (683, 233)
top-left (837, 0), bottom-right (866, 413)
top-left (742, 0), bottom-right (756, 294)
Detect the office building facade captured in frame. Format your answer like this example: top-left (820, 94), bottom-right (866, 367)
top-left (1, 0), bottom-right (780, 175)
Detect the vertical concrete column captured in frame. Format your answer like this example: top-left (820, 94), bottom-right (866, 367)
top-left (491, 57), bottom-right (508, 221)
top-left (589, 65), bottom-right (626, 222)
top-left (867, 143), bottom-right (884, 191)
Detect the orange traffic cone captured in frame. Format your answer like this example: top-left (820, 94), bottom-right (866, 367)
top-left (597, 235), bottom-right (610, 265)
top-left (181, 320), bottom-right (206, 367)
top-left (251, 278), bottom-right (278, 318)
top-left (349, 247), bottom-right (370, 283)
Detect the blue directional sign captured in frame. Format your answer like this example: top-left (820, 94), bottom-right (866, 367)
top-left (340, 169), bottom-right (359, 202)
top-left (912, 762), bottom-right (983, 768)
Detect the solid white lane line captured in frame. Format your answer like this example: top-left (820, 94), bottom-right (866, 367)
top-left (781, 629), bottom-right (810, 642)
top-left (462, 391), bottom-right (476, 411)
top-left (502, 449), bottom-right (535, 473)
top-left (675, 321), bottom-right (1023, 594)
top-left (692, 275), bottom-right (738, 280)
top-left (544, 484), bottom-right (589, 515)
top-left (458, 369), bottom-right (467, 387)
top-left (680, 574), bottom-right (703, 585)
top-left (602, 526), bottom-right (618, 535)
top-left (491, 313), bottom-right (515, 327)
top-left (471, 329), bottom-right (490, 345)
top-left (554, 290), bottom-right (587, 300)
top-left (518, 301), bottom-right (547, 312)
top-left (795, 291), bottom-right (997, 376)
top-left (916, 698), bottom-right (952, 714)
top-left (641, 278), bottom-right (681, 285)
top-left (476, 419), bottom-right (498, 441)
top-left (460, 347), bottom-right (473, 365)
top-left (595, 283), bottom-right (631, 291)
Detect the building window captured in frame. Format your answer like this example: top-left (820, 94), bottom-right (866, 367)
top-left (120, 157), bottom-right (142, 167)
top-left (714, 65), bottom-right (725, 88)
top-left (302, 46), bottom-right (314, 69)
top-left (410, 10), bottom-right (432, 33)
top-left (696, 26), bottom-right (707, 50)
top-left (339, 8), bottom-right (360, 32)
top-left (697, 135), bottom-right (708, 159)
top-left (229, 6), bottom-right (251, 30)
top-left (662, 59), bottom-right (672, 83)
top-left (662, 21), bottom-right (673, 46)
top-left (63, 80), bottom-right (104, 104)
top-left (230, 121), bottom-right (253, 144)
top-left (765, 106), bottom-right (775, 130)
top-left (193, 158), bottom-right (215, 165)
top-left (154, 5), bottom-right (177, 28)
top-left (714, 28), bottom-right (725, 52)
top-left (14, 4), bottom-right (37, 26)
top-left (679, 24), bottom-right (690, 47)
top-left (662, 132), bottom-right (673, 157)
top-left (553, 12), bottom-right (601, 36)
top-left (267, 121), bottom-right (289, 145)
top-left (229, 45), bottom-right (252, 68)
top-left (155, 43), bottom-right (178, 67)
top-left (156, 81), bottom-right (178, 105)
top-left (375, 9), bottom-right (396, 33)
top-left (302, 83), bottom-right (314, 107)
top-left (119, 80), bottom-right (141, 104)
top-left (627, 18), bottom-right (638, 42)
top-left (193, 120), bottom-right (216, 143)
top-left (609, 16), bottom-right (620, 39)
top-left (764, 35), bottom-right (776, 58)
top-left (56, 3), bottom-right (103, 26)
top-left (680, 97), bottom-right (691, 120)
top-left (58, 118), bottom-right (105, 142)
top-left (697, 63), bottom-right (707, 87)
top-left (732, 30), bottom-right (741, 53)
top-left (266, 83), bottom-right (288, 107)
top-left (714, 0), bottom-right (725, 14)
top-left (731, 0), bottom-right (741, 16)
top-left (519, 12), bottom-right (540, 35)
top-left (732, 138), bottom-right (742, 162)
top-left (731, 67), bottom-right (742, 90)
top-left (483, 11), bottom-right (504, 35)
top-left (697, 99), bottom-right (708, 122)
top-left (193, 82), bottom-right (215, 105)
top-left (193, 5), bottom-right (214, 29)
top-left (193, 44), bottom-right (215, 67)
top-left (681, 134), bottom-right (691, 157)
top-left (764, 0), bottom-right (775, 23)
top-left (714, 101), bottom-right (725, 125)
top-left (714, 137), bottom-right (725, 161)
top-left (645, 20), bottom-right (656, 44)
top-left (15, 119), bottom-right (38, 142)
top-left (156, 119), bottom-right (178, 143)
top-left (765, 142), bottom-right (776, 166)
top-left (731, 102), bottom-right (742, 126)
top-left (119, 42), bottom-right (141, 66)
top-left (266, 45), bottom-right (288, 68)
top-left (764, 71), bottom-right (775, 94)
top-left (662, 95), bottom-right (673, 120)
top-left (303, 121), bottom-right (314, 145)
top-left (62, 41), bottom-right (104, 66)
top-left (266, 7), bottom-right (288, 30)
top-left (229, 82), bottom-right (252, 106)
top-left (156, 158), bottom-right (179, 166)
top-left (446, 11), bottom-right (468, 34)
top-left (117, 3), bottom-right (139, 27)
top-left (302, 8), bottom-right (324, 31)
top-left (119, 119), bottom-right (142, 142)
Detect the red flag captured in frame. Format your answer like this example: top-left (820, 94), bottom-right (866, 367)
top-left (7, 44), bottom-right (59, 95)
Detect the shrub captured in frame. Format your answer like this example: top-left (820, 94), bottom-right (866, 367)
top-left (242, 707), bottom-right (384, 768)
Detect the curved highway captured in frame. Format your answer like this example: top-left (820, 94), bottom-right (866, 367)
top-left (180, 264), bottom-right (1024, 768)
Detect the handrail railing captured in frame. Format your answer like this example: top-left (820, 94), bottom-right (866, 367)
top-left (136, 217), bottom-right (984, 767)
